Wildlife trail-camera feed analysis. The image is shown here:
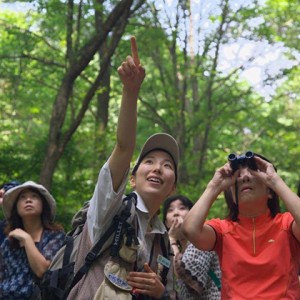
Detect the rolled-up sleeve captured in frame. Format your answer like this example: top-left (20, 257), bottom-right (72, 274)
top-left (87, 160), bottom-right (129, 245)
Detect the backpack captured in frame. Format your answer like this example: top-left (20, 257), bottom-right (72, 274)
top-left (39, 193), bottom-right (138, 300)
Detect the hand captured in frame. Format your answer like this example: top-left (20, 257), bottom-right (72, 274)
top-left (250, 156), bottom-right (279, 187)
top-left (168, 216), bottom-right (184, 241)
top-left (117, 36), bottom-right (146, 92)
top-left (9, 228), bottom-right (30, 247)
top-left (127, 263), bottom-right (165, 299)
top-left (208, 162), bottom-right (237, 194)
top-left (0, 188), bottom-right (5, 206)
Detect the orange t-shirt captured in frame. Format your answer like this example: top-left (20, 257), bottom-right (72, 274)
top-left (207, 210), bottom-right (300, 300)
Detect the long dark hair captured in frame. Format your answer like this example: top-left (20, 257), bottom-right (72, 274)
top-left (224, 153), bottom-right (281, 221)
top-left (4, 188), bottom-right (63, 248)
top-left (224, 189), bottom-right (280, 221)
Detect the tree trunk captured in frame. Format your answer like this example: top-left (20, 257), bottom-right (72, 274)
top-left (39, 0), bottom-right (139, 189)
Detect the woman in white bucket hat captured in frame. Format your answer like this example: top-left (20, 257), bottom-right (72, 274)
top-left (0, 181), bottom-right (65, 299)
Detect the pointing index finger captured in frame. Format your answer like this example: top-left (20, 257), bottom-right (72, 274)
top-left (130, 36), bottom-right (140, 66)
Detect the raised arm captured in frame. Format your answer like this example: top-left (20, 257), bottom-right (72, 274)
top-left (109, 36), bottom-right (146, 192)
top-left (182, 163), bottom-right (234, 251)
top-left (253, 156), bottom-right (300, 241)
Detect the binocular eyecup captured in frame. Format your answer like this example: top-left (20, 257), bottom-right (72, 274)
top-left (228, 151), bottom-right (257, 172)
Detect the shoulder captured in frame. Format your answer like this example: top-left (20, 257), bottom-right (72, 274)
top-left (40, 230), bottom-right (66, 260)
top-left (273, 212), bottom-right (294, 229)
top-left (43, 229), bottom-right (65, 239)
top-left (41, 229), bottom-right (65, 249)
top-left (206, 218), bottom-right (233, 233)
top-left (182, 243), bottom-right (216, 268)
top-left (0, 238), bottom-right (9, 254)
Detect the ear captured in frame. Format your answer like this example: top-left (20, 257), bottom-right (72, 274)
top-left (168, 183), bottom-right (176, 197)
top-left (129, 175), bottom-right (136, 189)
top-left (267, 188), bottom-right (273, 199)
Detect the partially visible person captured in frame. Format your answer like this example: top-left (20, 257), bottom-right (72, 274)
top-left (163, 195), bottom-right (193, 256)
top-left (183, 152), bottom-right (300, 299)
top-left (66, 36), bottom-right (178, 300)
top-left (0, 181), bottom-right (65, 299)
top-left (163, 194), bottom-right (221, 299)
top-left (0, 181), bottom-right (21, 245)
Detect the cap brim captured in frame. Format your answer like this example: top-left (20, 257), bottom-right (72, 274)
top-left (138, 133), bottom-right (179, 168)
top-left (3, 181), bottom-right (56, 220)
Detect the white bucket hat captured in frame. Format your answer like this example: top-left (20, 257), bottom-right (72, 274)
top-left (2, 180), bottom-right (56, 220)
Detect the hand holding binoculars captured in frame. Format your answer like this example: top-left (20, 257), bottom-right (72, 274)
top-left (228, 151), bottom-right (257, 173)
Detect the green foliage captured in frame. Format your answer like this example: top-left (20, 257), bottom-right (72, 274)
top-left (0, 0), bottom-right (299, 229)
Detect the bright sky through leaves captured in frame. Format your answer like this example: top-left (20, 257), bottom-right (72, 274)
top-left (155, 0), bottom-right (299, 100)
top-left (2, 0), bottom-right (299, 100)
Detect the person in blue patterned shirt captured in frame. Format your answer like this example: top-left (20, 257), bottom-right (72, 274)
top-left (0, 180), bottom-right (21, 245)
top-left (0, 181), bottom-right (65, 299)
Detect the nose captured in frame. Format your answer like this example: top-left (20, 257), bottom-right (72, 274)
top-left (172, 208), bottom-right (179, 216)
top-left (25, 195), bottom-right (32, 202)
top-left (152, 162), bottom-right (162, 173)
top-left (239, 167), bottom-right (251, 182)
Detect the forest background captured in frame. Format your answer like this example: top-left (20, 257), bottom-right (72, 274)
top-left (0, 0), bottom-right (299, 230)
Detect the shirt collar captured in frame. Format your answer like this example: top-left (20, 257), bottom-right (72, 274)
top-left (133, 191), bottom-right (167, 234)
top-left (238, 209), bottom-right (272, 228)
top-left (134, 191), bottom-right (149, 213)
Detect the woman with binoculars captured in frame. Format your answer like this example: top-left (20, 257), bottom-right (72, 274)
top-left (182, 152), bottom-right (300, 299)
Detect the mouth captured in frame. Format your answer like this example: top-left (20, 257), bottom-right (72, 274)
top-left (241, 186), bottom-right (252, 192)
top-left (147, 176), bottom-right (163, 184)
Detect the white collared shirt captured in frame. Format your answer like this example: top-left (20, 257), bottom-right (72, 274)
top-left (87, 160), bottom-right (168, 270)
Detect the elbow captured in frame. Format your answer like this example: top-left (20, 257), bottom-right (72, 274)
top-left (35, 261), bottom-right (50, 279)
top-left (35, 268), bottom-right (47, 279)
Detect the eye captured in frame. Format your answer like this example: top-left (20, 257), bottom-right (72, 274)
top-left (143, 158), bottom-right (153, 164)
top-left (164, 162), bottom-right (174, 169)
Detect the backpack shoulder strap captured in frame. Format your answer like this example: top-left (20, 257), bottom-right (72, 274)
top-left (159, 235), bottom-right (171, 286)
top-left (110, 193), bottom-right (137, 257)
top-left (62, 236), bottom-right (74, 267)
top-left (67, 193), bottom-right (137, 294)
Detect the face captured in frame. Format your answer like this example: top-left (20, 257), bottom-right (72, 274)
top-left (130, 150), bottom-right (176, 204)
top-left (17, 188), bottom-right (43, 219)
top-left (0, 188), bottom-right (4, 205)
top-left (165, 199), bottom-right (190, 228)
top-left (234, 166), bottom-right (270, 205)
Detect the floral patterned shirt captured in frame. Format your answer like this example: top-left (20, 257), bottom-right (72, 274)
top-left (0, 229), bottom-right (65, 300)
top-left (175, 243), bottom-right (221, 300)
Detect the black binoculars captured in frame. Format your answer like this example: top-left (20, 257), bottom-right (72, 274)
top-left (228, 151), bottom-right (257, 172)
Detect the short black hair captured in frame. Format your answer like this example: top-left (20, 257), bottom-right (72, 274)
top-left (162, 194), bottom-right (193, 225)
